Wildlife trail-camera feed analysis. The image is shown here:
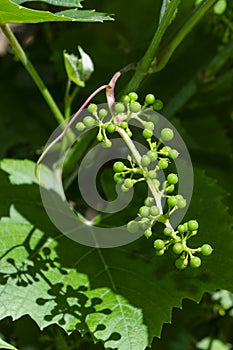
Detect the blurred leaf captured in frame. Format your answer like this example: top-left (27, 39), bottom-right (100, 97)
top-left (12, 0), bottom-right (83, 6)
top-left (64, 46), bottom-right (94, 87)
top-left (0, 338), bottom-right (16, 350)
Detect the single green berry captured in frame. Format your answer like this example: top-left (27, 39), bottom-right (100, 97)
top-left (97, 132), bottom-right (103, 142)
top-left (144, 197), bottom-right (155, 206)
top-left (144, 121), bottom-right (154, 130)
top-left (120, 121), bottom-right (128, 129)
top-left (169, 149), bottom-right (179, 159)
top-left (104, 139), bottom-right (112, 148)
top-left (161, 128), bottom-right (174, 142)
top-left (161, 146), bottom-right (171, 156)
top-left (124, 178), bottom-right (134, 188)
top-left (177, 198), bottom-right (187, 209)
top-left (127, 220), bottom-right (139, 233)
top-left (143, 129), bottom-right (153, 139)
top-left (188, 220), bottom-right (199, 231)
top-left (145, 94), bottom-right (155, 105)
top-left (144, 228), bottom-right (152, 238)
top-left (107, 123), bottom-right (116, 133)
top-left (150, 205), bottom-right (160, 216)
top-left (121, 184), bottom-right (129, 192)
top-left (113, 161), bottom-right (125, 172)
top-left (130, 101), bottom-right (141, 113)
top-left (167, 173), bottom-right (178, 184)
top-left (139, 206), bottom-right (150, 217)
top-left (147, 150), bottom-right (157, 161)
top-left (154, 239), bottom-right (165, 250)
top-left (152, 179), bottom-right (160, 188)
top-left (83, 116), bottom-right (96, 128)
top-left (164, 227), bottom-right (173, 236)
top-left (173, 243), bottom-right (184, 255)
top-left (158, 159), bottom-right (169, 169)
top-left (201, 244), bottom-right (213, 256)
top-left (115, 102), bottom-right (125, 114)
top-left (156, 249), bottom-right (165, 256)
top-left (128, 92), bottom-right (138, 101)
top-left (99, 108), bottom-right (108, 118)
top-left (177, 224), bottom-right (186, 233)
top-left (126, 129), bottom-right (133, 137)
top-left (141, 155), bottom-right (151, 167)
top-left (88, 103), bottom-right (97, 114)
top-left (167, 196), bottom-right (177, 207)
top-left (190, 256), bottom-right (201, 268)
top-left (76, 122), bottom-right (85, 131)
top-left (175, 258), bottom-right (188, 270)
top-left (166, 184), bottom-right (175, 193)
top-left (153, 99), bottom-right (163, 110)
top-left (113, 173), bottom-right (123, 183)
top-left (148, 170), bottom-right (157, 179)
top-left (121, 95), bottom-right (130, 103)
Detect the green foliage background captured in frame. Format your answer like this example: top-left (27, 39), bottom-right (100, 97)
top-left (0, 0), bottom-right (233, 349)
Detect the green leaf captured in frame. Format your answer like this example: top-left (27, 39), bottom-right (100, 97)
top-left (11, 0), bottom-right (83, 7)
top-left (64, 46), bottom-right (94, 87)
top-left (0, 338), bottom-right (16, 350)
top-left (0, 0), bottom-right (113, 23)
top-left (0, 159), bottom-right (233, 349)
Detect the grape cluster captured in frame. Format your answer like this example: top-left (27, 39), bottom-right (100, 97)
top-left (76, 91), bottom-right (213, 270)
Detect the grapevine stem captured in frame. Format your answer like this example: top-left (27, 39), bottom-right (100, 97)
top-left (0, 22), bottom-right (65, 125)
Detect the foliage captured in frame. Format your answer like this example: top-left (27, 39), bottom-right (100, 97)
top-left (0, 0), bottom-right (232, 349)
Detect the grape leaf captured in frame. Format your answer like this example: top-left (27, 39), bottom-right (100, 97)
top-left (0, 338), bottom-right (16, 350)
top-left (0, 0), bottom-right (113, 23)
top-left (0, 159), bottom-right (233, 349)
top-left (11, 0), bottom-right (83, 7)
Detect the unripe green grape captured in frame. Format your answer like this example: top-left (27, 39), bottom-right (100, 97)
top-left (164, 227), bottom-right (173, 236)
top-left (115, 102), bottom-right (125, 113)
top-left (161, 146), bottom-right (171, 156)
top-left (169, 149), bottom-right (179, 159)
top-left (121, 95), bottom-right (130, 103)
top-left (167, 173), bottom-right (178, 184)
top-left (154, 239), bottom-right (165, 250)
top-left (173, 243), bottom-right (184, 255)
top-left (150, 205), bottom-right (160, 216)
top-left (121, 184), bottom-right (129, 192)
top-left (127, 220), bottom-right (139, 233)
top-left (141, 155), bottom-right (151, 167)
top-left (166, 184), bottom-right (175, 193)
top-left (143, 129), bottom-right (153, 139)
top-left (107, 123), bottom-right (116, 133)
top-left (175, 258), bottom-right (188, 270)
top-left (177, 198), bottom-right (187, 209)
top-left (99, 108), bottom-right (108, 118)
top-left (190, 256), bottom-right (201, 268)
top-left (188, 220), bottom-right (199, 231)
top-left (177, 224), bottom-right (186, 233)
top-left (144, 197), bottom-right (155, 206)
top-left (128, 92), bottom-right (138, 101)
top-left (153, 99), bottom-right (163, 110)
top-left (88, 103), bottom-right (97, 114)
top-left (126, 129), bottom-right (133, 137)
top-left (83, 116), bottom-right (96, 128)
top-left (120, 121), bottom-right (128, 129)
top-left (104, 139), bottom-right (112, 148)
top-left (130, 101), bottom-right (141, 113)
top-left (139, 206), bottom-right (150, 217)
top-left (113, 173), bottom-right (123, 183)
top-left (160, 128), bottom-right (174, 142)
top-left (201, 244), bottom-right (213, 256)
top-left (76, 122), bottom-right (86, 131)
top-left (144, 121), bottom-right (154, 130)
top-left (97, 132), bottom-right (103, 142)
top-left (152, 179), bottom-right (160, 188)
top-left (144, 228), bottom-right (152, 238)
top-left (148, 170), bottom-right (157, 179)
top-left (156, 249), bottom-right (165, 256)
top-left (113, 161), bottom-right (125, 172)
top-left (167, 196), bottom-right (177, 207)
top-left (147, 150), bottom-right (157, 161)
top-left (145, 94), bottom-right (155, 105)
top-left (158, 159), bottom-right (169, 169)
top-left (124, 178), bottom-right (134, 188)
